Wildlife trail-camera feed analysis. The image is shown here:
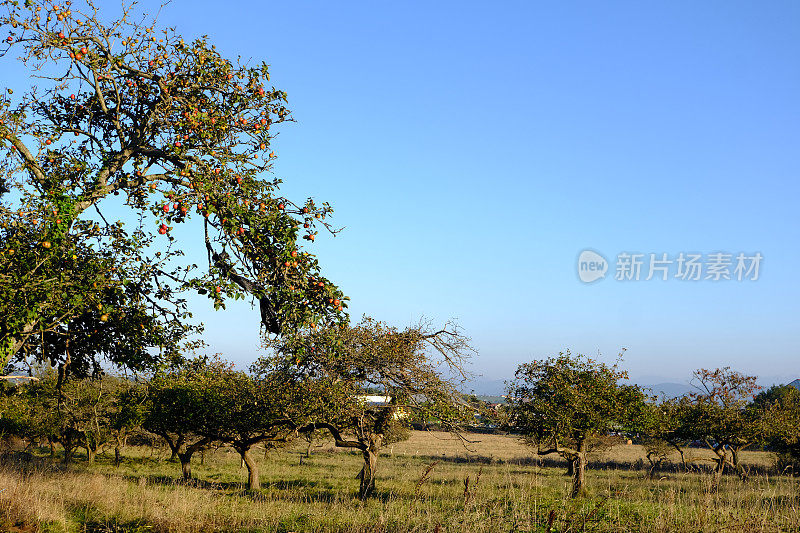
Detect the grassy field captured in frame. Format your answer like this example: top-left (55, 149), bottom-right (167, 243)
top-left (1, 431), bottom-right (797, 532)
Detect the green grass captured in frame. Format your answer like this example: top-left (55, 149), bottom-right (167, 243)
top-left (1, 431), bottom-right (797, 532)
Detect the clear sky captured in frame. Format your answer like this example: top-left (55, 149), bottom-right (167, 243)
top-left (4, 1), bottom-right (799, 388)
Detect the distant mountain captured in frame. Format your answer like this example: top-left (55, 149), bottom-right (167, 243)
top-left (638, 382), bottom-right (694, 399)
top-left (789, 379), bottom-right (800, 391)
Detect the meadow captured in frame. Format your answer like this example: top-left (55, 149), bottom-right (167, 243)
top-left (0, 431), bottom-right (796, 532)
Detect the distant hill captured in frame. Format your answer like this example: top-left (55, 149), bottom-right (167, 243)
top-left (638, 382), bottom-right (694, 399)
top-left (789, 379), bottom-right (800, 390)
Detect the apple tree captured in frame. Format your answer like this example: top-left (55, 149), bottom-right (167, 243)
top-left (680, 367), bottom-right (760, 487)
top-left (752, 384), bottom-right (800, 470)
top-left (506, 350), bottom-right (646, 498)
top-left (265, 317), bottom-right (475, 499)
top-left (141, 361), bottom-right (215, 480)
top-left (0, 0), bottom-right (346, 375)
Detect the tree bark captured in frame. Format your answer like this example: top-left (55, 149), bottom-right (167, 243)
top-left (569, 439), bottom-right (587, 499)
top-left (358, 436), bottom-right (382, 499)
top-left (174, 436), bottom-right (210, 481)
top-left (178, 451), bottom-right (193, 480)
top-left (237, 447), bottom-right (260, 490)
top-left (63, 443), bottom-right (75, 465)
top-left (114, 446), bottom-right (121, 467)
top-left (86, 446), bottom-right (97, 464)
top-left (711, 447), bottom-right (726, 493)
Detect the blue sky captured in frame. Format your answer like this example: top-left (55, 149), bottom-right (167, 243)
top-left (4, 1), bottom-right (799, 388)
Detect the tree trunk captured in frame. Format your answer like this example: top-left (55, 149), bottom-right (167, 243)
top-left (47, 437), bottom-right (56, 459)
top-left (163, 434), bottom-right (184, 462)
top-left (237, 447), bottom-right (260, 490)
top-left (63, 443), bottom-right (75, 465)
top-left (358, 436), bottom-right (382, 499)
top-left (114, 446), bottom-right (121, 467)
top-left (564, 460), bottom-right (574, 477)
top-left (569, 440), bottom-right (587, 499)
top-left (711, 447), bottom-right (726, 493)
top-left (86, 446), bottom-right (97, 464)
top-left (668, 440), bottom-right (686, 470)
top-left (177, 449), bottom-right (200, 480)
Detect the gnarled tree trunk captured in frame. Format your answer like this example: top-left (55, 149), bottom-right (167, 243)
top-left (237, 446), bottom-right (260, 490)
top-left (358, 436), bottom-right (382, 499)
top-left (569, 439), bottom-right (587, 499)
top-left (711, 445), bottom-right (727, 493)
top-left (176, 437), bottom-right (211, 480)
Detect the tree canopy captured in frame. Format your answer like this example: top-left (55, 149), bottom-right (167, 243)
top-left (507, 350), bottom-right (646, 498)
top-left (0, 0), bottom-right (346, 376)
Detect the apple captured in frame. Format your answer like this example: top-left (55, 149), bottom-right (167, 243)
top-left (291, 251), bottom-right (297, 257)
top-left (42, 241), bottom-right (51, 249)
top-left (80, 47), bottom-right (87, 54)
top-left (100, 314), bottom-right (109, 322)
top-left (158, 224), bottom-right (167, 234)
top-left (215, 286), bottom-right (222, 293)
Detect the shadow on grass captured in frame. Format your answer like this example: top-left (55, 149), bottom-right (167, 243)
top-left (401, 451), bottom-right (781, 478)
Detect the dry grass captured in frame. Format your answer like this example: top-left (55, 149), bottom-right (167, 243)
top-left (1, 431), bottom-right (797, 532)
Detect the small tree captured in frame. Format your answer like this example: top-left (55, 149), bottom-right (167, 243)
top-left (266, 317), bottom-right (474, 499)
top-left (507, 350), bottom-right (645, 498)
top-left (633, 396), bottom-right (694, 472)
top-left (192, 360), bottom-right (316, 490)
top-left (681, 367), bottom-right (760, 488)
top-left (142, 364), bottom-right (214, 479)
top-left (752, 384), bottom-right (800, 472)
